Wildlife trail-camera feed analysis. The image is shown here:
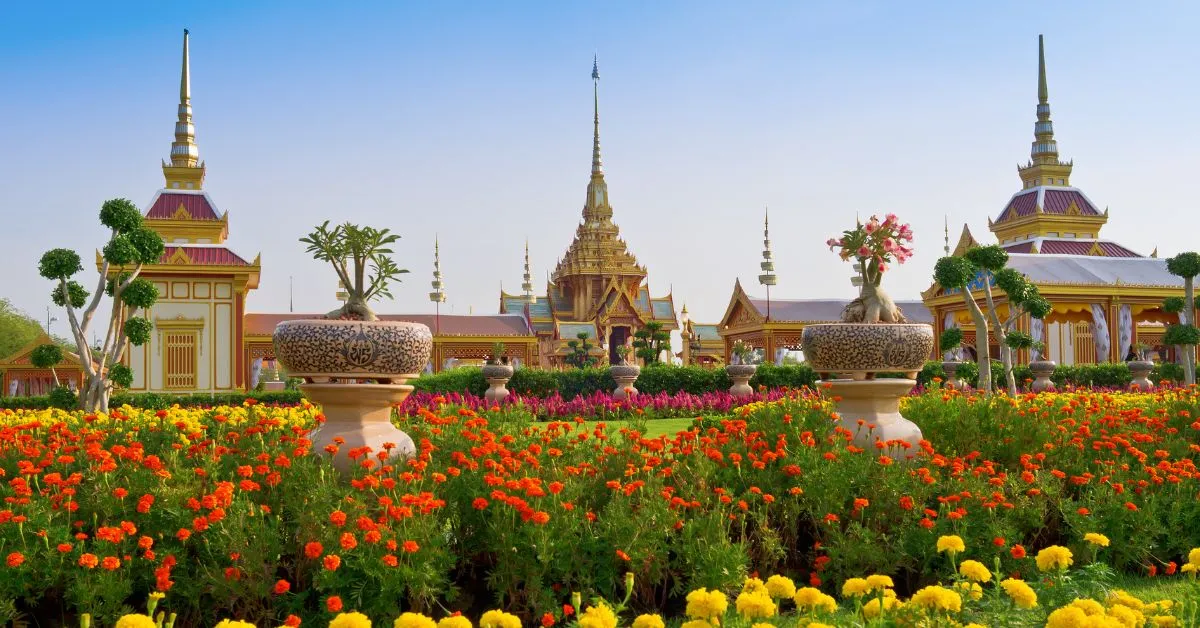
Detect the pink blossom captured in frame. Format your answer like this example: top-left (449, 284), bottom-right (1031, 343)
top-left (883, 213), bottom-right (898, 226)
top-left (882, 237), bottom-right (898, 252)
top-left (858, 246), bottom-right (871, 258)
top-left (825, 238), bottom-right (841, 250)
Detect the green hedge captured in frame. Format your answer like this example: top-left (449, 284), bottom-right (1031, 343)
top-left (0, 390), bottom-right (304, 411)
top-left (918, 360), bottom-right (1185, 390)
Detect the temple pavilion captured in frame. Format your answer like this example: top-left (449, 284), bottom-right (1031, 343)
top-left (500, 60), bottom-right (677, 367)
top-left (922, 36), bottom-right (1186, 365)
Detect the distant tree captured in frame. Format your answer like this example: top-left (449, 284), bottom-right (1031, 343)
top-left (1164, 251), bottom-right (1200, 384)
top-left (0, 299), bottom-right (48, 360)
top-left (39, 198), bottom-right (164, 412)
top-left (934, 256), bottom-right (992, 392)
top-left (30, 343), bottom-right (64, 386)
top-left (565, 332), bottom-right (598, 369)
top-left (633, 321), bottom-right (670, 364)
top-left (939, 327), bottom-right (964, 360)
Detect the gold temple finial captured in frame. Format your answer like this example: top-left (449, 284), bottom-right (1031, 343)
top-left (944, 216), bottom-right (950, 255)
top-left (429, 236), bottom-right (446, 303)
top-left (163, 28), bottom-right (205, 189)
top-left (1030, 34), bottom-right (1059, 166)
top-left (522, 239), bottom-right (536, 304)
top-left (1151, 247), bottom-right (1159, 258)
top-left (759, 207), bottom-right (776, 287)
top-left (591, 55), bottom-right (602, 177)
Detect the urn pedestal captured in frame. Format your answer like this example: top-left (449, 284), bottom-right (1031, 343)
top-left (1128, 360), bottom-right (1154, 391)
top-left (610, 365), bottom-right (641, 400)
top-left (1030, 360), bottom-right (1056, 393)
top-left (273, 319), bottom-right (432, 474)
top-left (482, 364), bottom-right (514, 403)
top-left (941, 361), bottom-right (967, 390)
top-left (726, 364), bottom-right (757, 398)
top-left (825, 379), bottom-right (923, 460)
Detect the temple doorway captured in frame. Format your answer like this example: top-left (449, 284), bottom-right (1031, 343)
top-left (609, 326), bottom-right (630, 365)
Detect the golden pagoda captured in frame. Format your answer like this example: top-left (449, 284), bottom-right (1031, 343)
top-left (923, 35), bottom-right (1184, 366)
top-left (501, 58), bottom-right (677, 366)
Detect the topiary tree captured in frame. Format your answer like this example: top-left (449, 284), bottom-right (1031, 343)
top-left (632, 321), bottom-right (670, 364)
top-left (38, 198), bottom-right (164, 411)
top-left (1165, 252), bottom-right (1200, 385)
top-left (30, 343), bottom-right (64, 386)
top-left (992, 265), bottom-right (1052, 396)
top-left (939, 327), bottom-right (964, 360)
top-left (934, 255), bottom-right (992, 392)
top-left (564, 332), bottom-right (598, 369)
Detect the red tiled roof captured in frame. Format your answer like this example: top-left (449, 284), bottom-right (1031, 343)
top-left (998, 191), bottom-right (1040, 221)
top-left (243, 313), bottom-right (534, 338)
top-left (1038, 240), bottom-right (1140, 257)
top-left (1002, 242), bottom-right (1035, 254)
top-left (1042, 190), bottom-right (1100, 215)
top-left (160, 246), bottom-right (251, 266)
top-left (146, 193), bottom-right (221, 221)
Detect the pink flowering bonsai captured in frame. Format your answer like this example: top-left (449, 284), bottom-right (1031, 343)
top-left (825, 214), bottom-right (914, 324)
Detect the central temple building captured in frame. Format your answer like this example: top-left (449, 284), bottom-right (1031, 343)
top-left (501, 61), bottom-right (677, 366)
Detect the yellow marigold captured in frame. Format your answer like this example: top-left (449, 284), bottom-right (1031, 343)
top-left (1188, 548), bottom-right (1200, 567)
top-left (329, 614), bottom-right (372, 628)
top-left (1144, 600), bottom-right (1174, 614)
top-left (909, 585), bottom-right (962, 613)
top-left (1106, 604), bottom-right (1145, 628)
top-left (936, 535), bottom-right (966, 554)
top-left (578, 603), bottom-right (618, 628)
top-left (861, 595), bottom-right (902, 619)
top-left (115, 615), bottom-right (157, 628)
top-left (685, 589), bottom-right (728, 620)
top-left (438, 617), bottom-right (473, 628)
top-left (958, 559), bottom-right (992, 583)
top-left (1069, 599), bottom-right (1106, 616)
top-left (395, 613), bottom-right (437, 628)
top-left (765, 575), bottom-right (796, 599)
top-left (750, 624), bottom-right (775, 628)
top-left (954, 581), bottom-right (983, 601)
top-left (743, 577), bottom-right (768, 595)
top-left (479, 610), bottom-right (521, 628)
top-left (214, 621), bottom-right (257, 628)
top-left (1181, 563), bottom-right (1198, 574)
top-left (1035, 545), bottom-right (1075, 572)
top-left (792, 587), bottom-right (835, 612)
top-left (1151, 616), bottom-right (1179, 628)
top-left (807, 624), bottom-right (835, 628)
top-left (865, 574), bottom-right (895, 591)
top-left (631, 615), bottom-right (664, 628)
top-left (1000, 578), bottom-right (1038, 609)
top-left (963, 624), bottom-right (987, 628)
top-left (1046, 606), bottom-right (1088, 628)
top-left (1106, 590), bottom-right (1145, 611)
top-left (735, 590), bottom-right (776, 619)
top-left (679, 621), bottom-right (711, 628)
top-left (1083, 533), bottom-right (1110, 548)
top-left (841, 577), bottom-right (871, 598)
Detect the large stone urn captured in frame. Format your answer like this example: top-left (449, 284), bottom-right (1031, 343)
top-left (726, 364), bottom-right (757, 398)
top-left (1030, 360), bottom-right (1056, 392)
top-left (941, 361), bottom-right (967, 390)
top-left (802, 323), bottom-right (934, 459)
top-left (273, 319), bottom-right (432, 473)
top-left (1128, 360), bottom-right (1154, 391)
top-left (610, 364), bottom-right (641, 400)
top-left (482, 363), bottom-right (514, 403)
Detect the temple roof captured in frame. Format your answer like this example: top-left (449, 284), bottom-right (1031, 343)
top-left (243, 313), bottom-right (534, 338)
top-left (1002, 238), bottom-right (1141, 257)
top-left (1004, 254), bottom-right (1182, 287)
top-left (995, 187), bottom-right (1102, 223)
top-left (146, 191), bottom-right (223, 221)
top-left (691, 324), bottom-right (720, 341)
top-left (160, 246), bottom-right (253, 266)
top-left (557, 322), bottom-right (599, 340)
top-left (743, 298), bottom-right (933, 325)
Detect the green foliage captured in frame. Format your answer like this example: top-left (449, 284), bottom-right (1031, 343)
top-left (1163, 324), bottom-right (1200, 347)
top-left (487, 342), bottom-right (506, 365)
top-left (1024, 295), bottom-right (1052, 319)
top-left (47, 385), bottom-right (78, 410)
top-left (1166, 251), bottom-right (1200, 279)
top-left (300, 221), bottom-right (408, 318)
top-left (915, 359), bottom-right (1189, 389)
top-left (564, 332), bottom-right (599, 369)
top-left (109, 364), bottom-right (133, 389)
top-left (125, 227), bottom-right (165, 264)
top-left (1004, 330), bottom-right (1035, 350)
top-left (97, 198), bottom-right (143, 233)
top-left (1163, 296), bottom-right (1185, 314)
top-left (933, 256), bottom-right (976, 289)
top-left (102, 234), bottom-right (140, 266)
top-left (964, 244), bottom-right (1009, 272)
top-left (38, 248), bottom-right (83, 280)
top-left (0, 299), bottom-right (48, 359)
top-left (632, 321), bottom-right (670, 364)
top-left (123, 317), bottom-right (154, 346)
top-left (51, 280), bottom-right (88, 308)
top-left (939, 327), bottom-right (963, 352)
top-left (120, 278), bottom-right (159, 309)
top-left (30, 344), bottom-right (64, 369)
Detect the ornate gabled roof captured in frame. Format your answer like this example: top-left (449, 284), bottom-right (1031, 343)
top-left (951, 224), bottom-right (980, 257)
top-left (159, 246), bottom-right (253, 266)
top-left (557, 321), bottom-right (599, 340)
top-left (1005, 254), bottom-right (1182, 288)
top-left (1002, 238), bottom-right (1141, 258)
top-left (146, 191), bottom-right (223, 221)
top-left (995, 187), bottom-right (1102, 223)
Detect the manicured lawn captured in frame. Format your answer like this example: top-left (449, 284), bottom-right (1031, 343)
top-left (586, 417), bottom-right (696, 439)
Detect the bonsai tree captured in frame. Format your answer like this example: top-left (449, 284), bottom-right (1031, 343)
top-left (731, 340), bottom-right (758, 365)
top-left (30, 343), bottom-right (64, 386)
top-left (825, 213), bottom-right (914, 323)
top-left (933, 255), bottom-right (992, 392)
top-left (487, 342), bottom-right (507, 366)
top-left (939, 327), bottom-right (964, 361)
top-left (565, 332), bottom-right (598, 369)
top-left (300, 221), bottom-right (408, 320)
top-left (39, 198), bottom-right (164, 412)
top-left (1132, 342), bottom-right (1150, 361)
top-left (614, 343), bottom-right (632, 366)
top-left (1164, 252), bottom-right (1200, 384)
top-left (992, 264), bottom-right (1052, 395)
top-left (633, 321), bottom-right (670, 364)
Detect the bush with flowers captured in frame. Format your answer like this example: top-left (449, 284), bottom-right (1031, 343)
top-left (0, 384), bottom-right (1198, 625)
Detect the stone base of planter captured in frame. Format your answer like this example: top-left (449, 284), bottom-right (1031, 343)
top-left (485, 378), bottom-right (511, 403)
top-left (1030, 361), bottom-right (1056, 393)
top-left (1128, 361), bottom-right (1154, 391)
top-left (302, 382), bottom-right (416, 474)
top-left (726, 364), bottom-right (756, 398)
top-left (611, 365), bottom-right (640, 400)
top-left (823, 378), bottom-right (922, 460)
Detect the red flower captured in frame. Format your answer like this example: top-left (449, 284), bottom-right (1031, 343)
top-left (993, 537), bottom-right (1006, 547)
top-left (101, 556), bottom-right (121, 571)
top-left (56, 543), bottom-right (72, 553)
top-left (473, 498), bottom-right (489, 510)
top-left (1011, 544), bottom-right (1027, 559)
top-left (273, 579), bottom-right (291, 595)
top-left (176, 529), bottom-right (191, 542)
top-left (531, 511), bottom-right (551, 525)
top-left (809, 572), bottom-right (821, 586)
top-left (541, 613), bottom-right (556, 627)
top-left (899, 496), bottom-right (914, 511)
top-left (616, 550), bottom-right (631, 561)
top-left (330, 510), bottom-right (347, 526)
top-left (563, 605), bottom-right (575, 617)
top-left (382, 554), bottom-right (399, 567)
top-left (284, 615), bottom-right (302, 627)
top-left (326, 596), bottom-right (343, 613)
top-left (323, 554), bottom-right (341, 571)
top-left (6, 552), bottom-right (23, 568)
top-left (78, 553), bottom-right (98, 569)
top-left (1166, 561), bottom-right (1177, 575)
top-left (305, 542), bottom-right (323, 559)
top-left (1148, 564), bottom-right (1158, 577)
top-left (340, 533), bottom-right (358, 551)
top-left (1124, 502), bottom-right (1139, 511)
top-left (402, 540), bottom-right (420, 554)
top-left (1077, 507), bottom-right (1091, 516)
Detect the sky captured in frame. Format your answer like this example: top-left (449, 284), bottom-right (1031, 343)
top-left (3, 1), bottom-right (1200, 347)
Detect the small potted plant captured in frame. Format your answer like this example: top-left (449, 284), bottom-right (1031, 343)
top-left (273, 221), bottom-right (432, 473)
top-left (726, 340), bottom-right (758, 398)
top-left (1128, 342), bottom-right (1154, 391)
top-left (1029, 341), bottom-right (1056, 393)
top-left (482, 341), bottom-right (513, 403)
top-left (938, 327), bottom-right (967, 390)
top-left (610, 343), bottom-right (640, 400)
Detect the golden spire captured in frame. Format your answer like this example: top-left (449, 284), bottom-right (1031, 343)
top-left (944, 216), bottom-right (950, 255)
top-left (163, 29), bottom-right (205, 190)
top-left (758, 207), bottom-right (776, 287)
top-left (1017, 34), bottom-right (1071, 188)
top-left (429, 237), bottom-right (446, 303)
top-left (522, 239), bottom-right (536, 304)
top-left (582, 56), bottom-right (612, 223)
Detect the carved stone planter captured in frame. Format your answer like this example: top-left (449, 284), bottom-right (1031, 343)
top-left (941, 361), bottom-right (967, 390)
top-left (725, 364), bottom-right (757, 398)
top-left (1128, 360), bottom-right (1154, 391)
top-left (1030, 360), bottom-right (1056, 393)
top-left (802, 323), bottom-right (935, 379)
top-left (482, 364), bottom-right (514, 403)
top-left (824, 379), bottom-right (923, 460)
top-left (610, 364), bottom-right (641, 400)
top-left (273, 319), bottom-right (432, 473)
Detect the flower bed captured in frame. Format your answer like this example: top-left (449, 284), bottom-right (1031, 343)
top-left (0, 387), bottom-right (1198, 626)
top-left (396, 389), bottom-right (791, 421)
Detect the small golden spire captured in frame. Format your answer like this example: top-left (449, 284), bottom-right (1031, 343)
top-left (429, 236), bottom-right (446, 303)
top-left (758, 207), bottom-right (776, 287)
top-left (592, 55), bottom-right (602, 177)
top-left (522, 239), bottom-right (536, 304)
top-left (944, 216), bottom-right (950, 255)
top-left (163, 29), bottom-right (205, 189)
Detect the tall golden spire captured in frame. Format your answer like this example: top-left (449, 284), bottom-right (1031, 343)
top-left (582, 56), bottom-right (612, 223)
top-left (1018, 34), bottom-right (1071, 188)
top-left (429, 237), bottom-right (446, 303)
top-left (758, 208), bottom-right (776, 287)
top-left (163, 29), bottom-right (206, 189)
top-left (522, 240), bottom-right (536, 304)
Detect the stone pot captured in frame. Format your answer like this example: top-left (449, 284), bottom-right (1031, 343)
top-left (941, 361), bottom-right (967, 390)
top-left (273, 319), bottom-right (432, 473)
top-left (482, 363), bottom-right (514, 403)
top-left (725, 364), bottom-right (757, 398)
top-left (802, 323), bottom-right (935, 379)
top-left (1128, 360), bottom-right (1154, 391)
top-left (610, 364), bottom-right (641, 400)
top-left (825, 379), bottom-right (922, 460)
top-left (1030, 360), bottom-right (1056, 392)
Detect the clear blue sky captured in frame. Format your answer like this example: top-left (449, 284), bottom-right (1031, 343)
top-left (2, 1), bottom-right (1198, 341)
